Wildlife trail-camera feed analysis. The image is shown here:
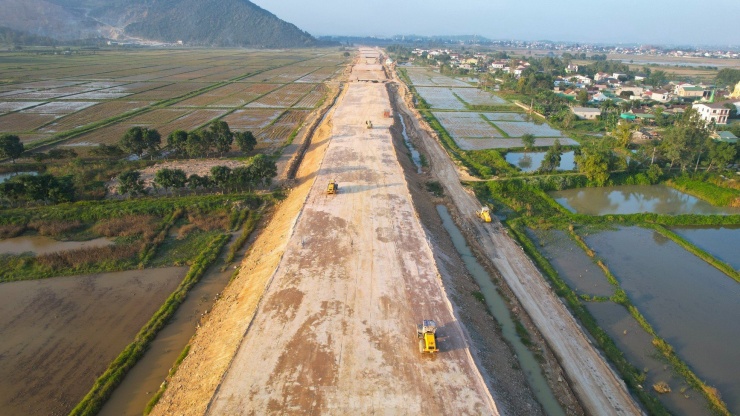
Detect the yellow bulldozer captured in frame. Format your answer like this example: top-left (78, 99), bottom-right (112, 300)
top-left (327, 179), bottom-right (338, 195)
top-left (417, 320), bottom-right (439, 353)
top-left (476, 206), bottom-right (492, 223)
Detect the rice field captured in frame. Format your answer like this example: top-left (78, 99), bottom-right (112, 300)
top-left (405, 68), bottom-right (471, 87)
top-left (452, 88), bottom-right (507, 106)
top-left (495, 121), bottom-right (565, 137)
top-left (0, 48), bottom-right (347, 147)
top-left (433, 112), bottom-right (503, 138)
top-left (415, 87), bottom-right (467, 110)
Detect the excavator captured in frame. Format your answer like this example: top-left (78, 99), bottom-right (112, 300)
top-left (417, 320), bottom-right (439, 353)
top-left (327, 179), bottom-right (338, 195)
top-left (476, 206), bottom-right (492, 223)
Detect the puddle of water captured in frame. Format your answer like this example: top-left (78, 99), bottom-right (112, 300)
top-left (0, 267), bottom-right (187, 416)
top-left (526, 228), bottom-right (614, 298)
top-left (0, 171), bottom-right (37, 183)
top-left (586, 226), bottom-right (740, 414)
top-left (399, 114), bottom-right (422, 173)
top-left (505, 151), bottom-right (575, 172)
top-left (671, 226), bottom-right (740, 270)
top-left (0, 235), bottom-right (113, 255)
top-left (436, 205), bottom-right (565, 416)
top-left (551, 185), bottom-right (740, 215)
top-left (99, 233), bottom-right (245, 416)
top-left (586, 302), bottom-right (710, 416)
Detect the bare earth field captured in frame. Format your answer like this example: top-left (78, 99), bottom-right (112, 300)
top-left (0, 267), bottom-right (187, 416)
top-left (154, 50), bottom-right (499, 415)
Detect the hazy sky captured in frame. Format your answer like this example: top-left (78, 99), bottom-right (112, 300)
top-left (251, 0), bottom-right (740, 46)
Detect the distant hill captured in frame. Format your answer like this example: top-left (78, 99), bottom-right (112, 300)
top-left (0, 0), bottom-right (319, 48)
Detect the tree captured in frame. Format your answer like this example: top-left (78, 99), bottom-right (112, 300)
top-left (0, 134), bottom-right (24, 163)
top-left (706, 141), bottom-right (736, 171)
top-left (208, 120), bottom-right (234, 155)
top-left (521, 134), bottom-right (536, 153)
top-left (118, 171), bottom-right (145, 197)
top-left (188, 174), bottom-right (211, 190)
top-left (248, 154), bottom-right (278, 188)
top-left (120, 127), bottom-right (160, 158)
top-left (613, 122), bottom-right (635, 148)
top-left (186, 131), bottom-right (209, 158)
top-left (167, 130), bottom-right (189, 156)
top-left (576, 146), bottom-right (611, 186)
top-left (576, 89), bottom-right (589, 106)
top-left (539, 139), bottom-right (563, 173)
top-left (154, 168), bottom-right (187, 194)
top-left (235, 131), bottom-right (257, 153)
top-left (660, 108), bottom-right (709, 171)
top-left (646, 164), bottom-right (663, 184)
top-left (210, 166), bottom-right (232, 190)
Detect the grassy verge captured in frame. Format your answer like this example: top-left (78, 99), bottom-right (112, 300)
top-left (69, 233), bottom-right (230, 416)
top-left (225, 209), bottom-right (262, 265)
top-left (667, 176), bottom-right (740, 207)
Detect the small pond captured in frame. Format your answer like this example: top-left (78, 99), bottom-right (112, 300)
top-left (0, 236), bottom-right (114, 255)
top-left (0, 172), bottom-right (37, 183)
top-left (551, 185), bottom-right (740, 215)
top-left (506, 151), bottom-right (575, 172)
top-left (671, 226), bottom-right (740, 270)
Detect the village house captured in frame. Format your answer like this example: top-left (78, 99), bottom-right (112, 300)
top-left (594, 72), bottom-right (610, 82)
top-left (648, 89), bottom-right (673, 103)
top-left (565, 63), bottom-right (579, 73)
top-left (571, 107), bottom-right (601, 120)
top-left (490, 61), bottom-right (507, 70)
top-left (692, 102), bottom-right (730, 125)
top-left (675, 84), bottom-right (706, 98)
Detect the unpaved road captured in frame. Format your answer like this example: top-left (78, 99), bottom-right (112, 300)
top-left (206, 50), bottom-right (499, 415)
top-left (392, 69), bottom-right (643, 416)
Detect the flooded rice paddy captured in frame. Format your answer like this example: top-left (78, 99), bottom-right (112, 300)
top-left (586, 227), bottom-right (740, 414)
top-left (0, 267), bottom-right (187, 416)
top-left (505, 151), bottom-right (575, 172)
top-left (551, 185), bottom-right (740, 215)
top-left (671, 226), bottom-right (740, 270)
top-left (0, 235), bottom-right (113, 255)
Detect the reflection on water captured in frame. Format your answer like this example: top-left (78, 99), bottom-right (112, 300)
top-left (551, 185), bottom-right (740, 215)
top-left (505, 151), bottom-right (575, 172)
top-left (0, 172), bottom-right (37, 183)
top-left (672, 226), bottom-right (740, 270)
top-left (587, 227), bottom-right (740, 414)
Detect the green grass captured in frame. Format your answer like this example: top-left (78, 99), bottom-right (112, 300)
top-left (151, 230), bottom-right (222, 267)
top-left (667, 176), bottom-right (740, 207)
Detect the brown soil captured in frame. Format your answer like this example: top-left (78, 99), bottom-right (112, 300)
top-left (0, 268), bottom-right (187, 416)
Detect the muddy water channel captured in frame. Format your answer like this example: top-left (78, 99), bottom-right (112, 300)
top-left (0, 268), bottom-right (186, 416)
top-left (671, 226), bottom-right (740, 270)
top-left (551, 185), bottom-right (740, 215)
top-left (0, 235), bottom-right (113, 255)
top-left (529, 228), bottom-right (711, 415)
top-left (586, 227), bottom-right (740, 414)
top-left (436, 206), bottom-right (565, 416)
top-left (505, 151), bottom-right (575, 172)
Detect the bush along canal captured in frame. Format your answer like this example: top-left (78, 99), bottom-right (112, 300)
top-left (436, 205), bottom-right (565, 416)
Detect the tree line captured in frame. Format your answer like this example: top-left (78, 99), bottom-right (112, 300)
top-left (118, 154), bottom-right (277, 197)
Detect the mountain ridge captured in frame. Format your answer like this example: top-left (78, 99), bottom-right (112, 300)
top-left (0, 0), bottom-right (319, 47)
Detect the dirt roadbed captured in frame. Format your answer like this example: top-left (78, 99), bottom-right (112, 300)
top-left (392, 69), bottom-right (643, 416)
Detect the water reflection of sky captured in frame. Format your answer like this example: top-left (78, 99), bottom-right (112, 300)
top-left (552, 185), bottom-right (740, 215)
top-left (505, 151), bottom-right (575, 172)
top-left (0, 172), bottom-right (37, 184)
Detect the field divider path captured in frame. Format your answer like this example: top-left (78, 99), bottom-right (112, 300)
top-left (392, 68), bottom-right (644, 416)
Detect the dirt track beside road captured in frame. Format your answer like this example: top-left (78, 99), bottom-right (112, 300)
top-left (392, 68), bottom-right (643, 416)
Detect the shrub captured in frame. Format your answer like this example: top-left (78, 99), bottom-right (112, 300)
top-left (27, 219), bottom-right (83, 237)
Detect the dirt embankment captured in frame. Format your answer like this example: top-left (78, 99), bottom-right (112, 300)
top-left (390, 69), bottom-right (641, 416)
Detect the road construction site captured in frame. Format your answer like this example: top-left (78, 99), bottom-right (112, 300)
top-left (152, 49), bottom-right (642, 415)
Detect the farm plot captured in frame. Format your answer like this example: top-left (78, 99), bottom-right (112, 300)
top-left (242, 66), bottom-right (314, 83)
top-left (124, 109), bottom-right (191, 125)
top-left (65, 91), bottom-right (132, 100)
top-left (221, 109), bottom-right (284, 131)
top-left (256, 110), bottom-right (308, 146)
top-left (156, 109), bottom-right (227, 136)
top-left (293, 84), bottom-right (327, 108)
top-left (0, 113), bottom-right (58, 133)
top-left (452, 88), bottom-right (508, 106)
top-left (483, 112), bottom-right (529, 122)
top-left (295, 67), bottom-right (338, 83)
top-left (126, 83), bottom-right (211, 101)
top-left (434, 112), bottom-right (503, 138)
top-left (118, 82), bottom-right (174, 94)
top-left (494, 121), bottom-right (565, 137)
top-left (40, 101), bottom-right (150, 133)
top-left (246, 84), bottom-right (313, 108)
top-left (405, 68), bottom-right (470, 87)
top-left (65, 123), bottom-right (140, 146)
top-left (11, 91), bottom-right (78, 100)
top-left (415, 87), bottom-right (466, 110)
top-left (177, 83), bottom-right (277, 108)
top-left (22, 102), bottom-right (97, 115)
top-left (0, 102), bottom-right (44, 114)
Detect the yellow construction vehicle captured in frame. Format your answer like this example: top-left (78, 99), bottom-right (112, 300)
top-left (417, 320), bottom-right (439, 353)
top-left (327, 179), bottom-right (338, 195)
top-left (366, 120), bottom-right (373, 129)
top-left (477, 206), bottom-right (492, 223)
